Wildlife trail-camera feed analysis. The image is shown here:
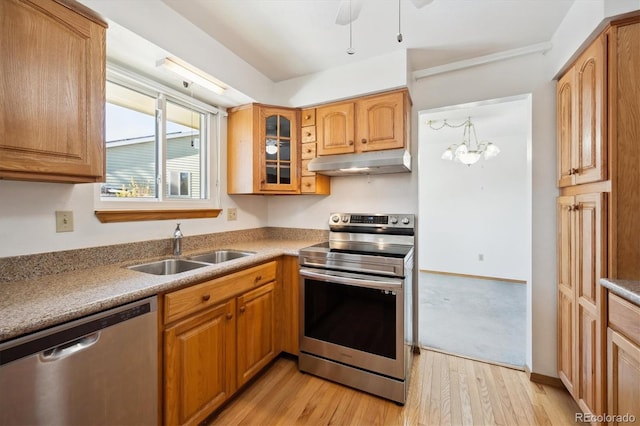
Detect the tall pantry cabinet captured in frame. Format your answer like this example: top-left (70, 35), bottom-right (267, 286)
top-left (556, 14), bottom-right (640, 420)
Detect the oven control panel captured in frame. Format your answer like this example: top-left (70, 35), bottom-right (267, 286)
top-left (329, 213), bottom-right (414, 228)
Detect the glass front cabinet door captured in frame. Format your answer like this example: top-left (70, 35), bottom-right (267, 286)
top-left (259, 107), bottom-right (299, 193)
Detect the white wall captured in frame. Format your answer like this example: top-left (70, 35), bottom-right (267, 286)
top-left (272, 49), bottom-right (408, 107)
top-left (419, 97), bottom-right (530, 281)
top-left (0, 119), bottom-right (269, 258)
top-left (410, 52), bottom-right (556, 376)
top-left (266, 172), bottom-right (417, 229)
top-left (547, 0), bottom-right (640, 78)
top-left (79, 0), bottom-right (274, 103)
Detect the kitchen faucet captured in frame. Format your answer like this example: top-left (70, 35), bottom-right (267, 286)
top-left (173, 223), bottom-right (183, 256)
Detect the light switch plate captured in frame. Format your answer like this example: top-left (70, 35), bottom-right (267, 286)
top-left (227, 208), bottom-right (237, 221)
top-left (56, 211), bottom-right (74, 232)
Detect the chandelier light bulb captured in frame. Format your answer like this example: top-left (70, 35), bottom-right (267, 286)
top-left (484, 143), bottom-right (500, 159)
top-left (454, 144), bottom-right (468, 156)
top-left (458, 151), bottom-right (481, 165)
top-left (441, 148), bottom-right (454, 160)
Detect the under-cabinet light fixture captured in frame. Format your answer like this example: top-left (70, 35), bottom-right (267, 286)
top-left (157, 57), bottom-right (226, 95)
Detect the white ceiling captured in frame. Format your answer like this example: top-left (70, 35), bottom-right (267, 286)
top-left (161, 0), bottom-right (575, 82)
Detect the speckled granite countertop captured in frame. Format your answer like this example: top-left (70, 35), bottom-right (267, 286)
top-left (600, 278), bottom-right (640, 306)
top-left (0, 238), bottom-right (320, 343)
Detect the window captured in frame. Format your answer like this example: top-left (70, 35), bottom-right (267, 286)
top-left (95, 65), bottom-right (221, 222)
top-left (169, 171), bottom-right (191, 197)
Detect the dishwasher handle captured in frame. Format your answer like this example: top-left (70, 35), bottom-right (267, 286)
top-left (40, 332), bottom-right (100, 362)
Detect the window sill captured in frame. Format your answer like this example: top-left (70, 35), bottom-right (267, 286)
top-left (95, 209), bottom-right (222, 223)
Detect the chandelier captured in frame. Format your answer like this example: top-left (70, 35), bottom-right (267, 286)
top-left (427, 117), bottom-right (500, 166)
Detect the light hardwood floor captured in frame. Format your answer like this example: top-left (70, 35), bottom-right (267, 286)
top-left (208, 350), bottom-right (580, 425)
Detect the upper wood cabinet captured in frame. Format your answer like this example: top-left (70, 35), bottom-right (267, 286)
top-left (316, 102), bottom-right (356, 155)
top-left (300, 107), bottom-right (330, 195)
top-left (556, 34), bottom-right (606, 188)
top-left (0, 0), bottom-right (107, 183)
top-left (316, 89), bottom-right (409, 156)
top-left (227, 104), bottom-right (300, 194)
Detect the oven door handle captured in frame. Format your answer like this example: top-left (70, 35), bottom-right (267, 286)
top-left (299, 268), bottom-right (402, 291)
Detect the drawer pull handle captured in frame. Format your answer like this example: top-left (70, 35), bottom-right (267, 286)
top-left (255, 275), bottom-right (262, 283)
top-left (304, 115), bottom-right (311, 120)
top-left (226, 313), bottom-right (233, 320)
top-left (202, 294), bottom-right (211, 302)
top-left (305, 132), bottom-right (311, 137)
top-left (239, 306), bottom-right (246, 313)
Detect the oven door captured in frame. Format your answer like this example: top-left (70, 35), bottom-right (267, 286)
top-left (299, 267), bottom-right (404, 379)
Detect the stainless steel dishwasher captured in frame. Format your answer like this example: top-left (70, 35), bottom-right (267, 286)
top-left (0, 296), bottom-right (158, 426)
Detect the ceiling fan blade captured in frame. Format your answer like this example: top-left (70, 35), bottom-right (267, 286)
top-left (410, 0), bottom-right (434, 8)
top-left (335, 0), bottom-right (363, 25)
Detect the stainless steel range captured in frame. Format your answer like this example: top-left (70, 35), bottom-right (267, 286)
top-left (298, 212), bottom-right (415, 404)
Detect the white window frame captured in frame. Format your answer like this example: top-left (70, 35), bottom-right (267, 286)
top-left (95, 63), bottom-right (222, 212)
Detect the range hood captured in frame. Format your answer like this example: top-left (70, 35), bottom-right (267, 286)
top-left (307, 149), bottom-right (411, 176)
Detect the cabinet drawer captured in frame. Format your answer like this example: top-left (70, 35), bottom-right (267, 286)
top-left (301, 108), bottom-right (315, 126)
top-left (302, 126), bottom-right (316, 143)
top-left (300, 176), bottom-right (316, 193)
top-left (301, 142), bottom-right (316, 159)
top-left (164, 261), bottom-right (277, 324)
top-left (608, 292), bottom-right (640, 346)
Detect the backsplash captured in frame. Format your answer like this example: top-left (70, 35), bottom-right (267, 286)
top-left (0, 227), bottom-right (328, 283)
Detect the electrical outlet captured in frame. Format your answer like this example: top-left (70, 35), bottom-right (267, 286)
top-left (478, 253), bottom-right (484, 261)
top-left (227, 208), bottom-right (237, 221)
top-left (55, 211), bottom-right (74, 232)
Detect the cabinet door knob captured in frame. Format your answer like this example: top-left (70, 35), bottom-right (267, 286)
top-left (361, 138), bottom-right (367, 144)
top-left (226, 313), bottom-right (233, 320)
top-left (202, 294), bottom-right (210, 302)
top-left (305, 132), bottom-right (311, 137)
top-left (569, 168), bottom-right (579, 175)
top-left (348, 140), bottom-right (354, 146)
top-left (239, 306), bottom-right (246, 313)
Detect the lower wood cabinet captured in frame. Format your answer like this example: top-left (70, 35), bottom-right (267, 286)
top-left (237, 282), bottom-right (276, 387)
top-left (607, 293), bottom-right (640, 425)
top-left (162, 261), bottom-right (278, 426)
top-left (279, 255), bottom-right (300, 355)
top-left (556, 193), bottom-right (606, 416)
top-left (164, 300), bottom-right (236, 426)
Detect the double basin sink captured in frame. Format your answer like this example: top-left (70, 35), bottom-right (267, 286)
top-left (128, 250), bottom-right (255, 276)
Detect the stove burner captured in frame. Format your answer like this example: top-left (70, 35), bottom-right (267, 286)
top-left (308, 241), bottom-right (412, 258)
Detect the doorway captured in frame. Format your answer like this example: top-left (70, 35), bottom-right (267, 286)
top-left (417, 95), bottom-right (532, 367)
